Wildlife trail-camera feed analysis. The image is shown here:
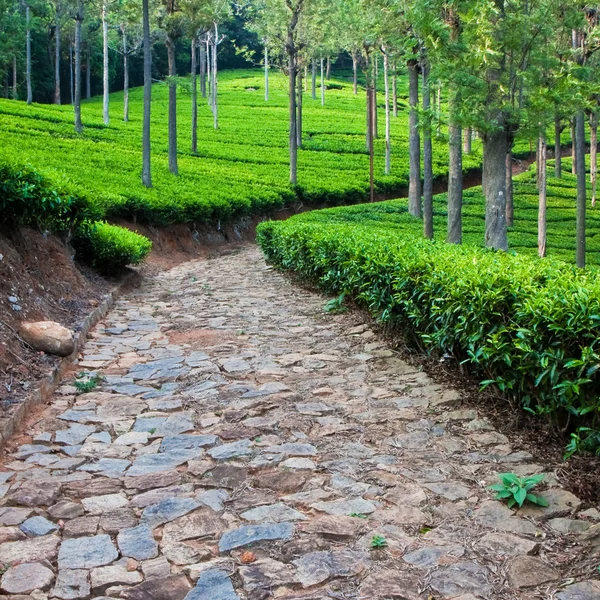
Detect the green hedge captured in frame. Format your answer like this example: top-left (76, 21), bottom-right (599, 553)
top-left (73, 222), bottom-right (152, 272)
top-left (257, 219), bottom-right (600, 454)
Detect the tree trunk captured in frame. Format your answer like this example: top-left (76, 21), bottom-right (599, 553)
top-left (200, 41), bottom-right (206, 98)
top-left (74, 4), bottom-right (82, 133)
top-left (554, 112), bottom-right (561, 178)
top-left (392, 66), bottom-right (397, 118)
top-left (326, 56), bottom-right (331, 79)
top-left (571, 118), bottom-right (577, 175)
top-left (506, 147), bottom-right (513, 227)
top-left (436, 81), bottom-right (441, 136)
top-left (447, 93), bottom-right (462, 244)
top-left (69, 43), bottom-right (73, 104)
top-left (590, 111), bottom-right (597, 207)
top-left (85, 42), bottom-right (90, 99)
top-left (264, 44), bottom-right (269, 102)
top-left (26, 5), bottom-right (32, 104)
top-left (320, 58), bottom-right (324, 105)
top-left (12, 55), bottom-right (17, 100)
top-left (373, 55), bottom-right (378, 138)
top-left (191, 36), bottom-right (197, 152)
top-left (297, 66), bottom-right (302, 148)
top-left (368, 82), bottom-right (374, 203)
top-left (123, 30), bottom-right (129, 122)
top-left (422, 61), bottom-right (433, 239)
top-left (289, 50), bottom-right (298, 184)
top-left (311, 58), bottom-right (316, 100)
top-left (483, 127), bottom-right (508, 250)
top-left (166, 35), bottom-right (178, 174)
top-left (383, 51), bottom-right (391, 175)
top-left (576, 109), bottom-right (586, 268)
top-left (463, 128), bottom-right (472, 154)
top-left (102, 0), bottom-right (109, 124)
top-left (54, 10), bottom-right (61, 104)
top-left (212, 24), bottom-right (218, 130)
top-left (538, 132), bottom-right (547, 257)
top-left (142, 0), bottom-right (152, 187)
top-left (352, 53), bottom-right (357, 95)
top-left (407, 59), bottom-right (421, 218)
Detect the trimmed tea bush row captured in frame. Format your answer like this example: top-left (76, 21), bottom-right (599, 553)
top-left (257, 213), bottom-right (600, 453)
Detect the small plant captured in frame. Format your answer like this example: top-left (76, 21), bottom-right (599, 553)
top-left (350, 513), bottom-right (369, 519)
top-left (324, 292), bottom-right (346, 314)
top-left (370, 535), bottom-right (387, 549)
top-left (73, 373), bottom-right (101, 394)
top-left (488, 473), bottom-right (549, 509)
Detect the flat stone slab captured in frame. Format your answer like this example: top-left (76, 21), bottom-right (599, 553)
top-left (429, 562), bottom-right (493, 598)
top-left (293, 549), bottom-right (370, 587)
top-left (556, 581), bottom-right (600, 600)
top-left (160, 434), bottom-right (218, 452)
top-left (219, 522), bottom-right (294, 552)
top-left (127, 449), bottom-right (203, 476)
top-left (208, 439), bottom-right (253, 460)
top-left (52, 568), bottom-right (90, 599)
top-left (20, 515), bottom-right (59, 537)
top-left (185, 568), bottom-right (239, 600)
top-left (0, 562), bottom-right (54, 594)
top-left (311, 498), bottom-right (376, 516)
top-left (241, 503), bottom-right (307, 523)
top-left (58, 534), bottom-right (118, 569)
top-left (142, 497), bottom-right (201, 528)
top-left (117, 524), bottom-right (158, 560)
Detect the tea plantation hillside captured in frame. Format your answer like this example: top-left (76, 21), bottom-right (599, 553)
top-left (2, 68), bottom-right (489, 226)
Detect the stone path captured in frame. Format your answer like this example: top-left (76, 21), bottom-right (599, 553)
top-left (1, 245), bottom-right (599, 600)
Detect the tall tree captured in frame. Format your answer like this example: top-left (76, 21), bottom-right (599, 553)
top-left (142, 0), bottom-right (152, 187)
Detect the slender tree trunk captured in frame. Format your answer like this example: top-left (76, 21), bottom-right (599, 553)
top-left (102, 0), bottom-right (109, 124)
top-left (320, 57), bottom-right (324, 105)
top-left (264, 43), bottom-right (269, 102)
top-left (538, 132), bottom-right (547, 257)
top-left (69, 43), bottom-right (73, 104)
top-left (506, 147), bottom-right (514, 227)
top-left (166, 35), bottom-right (178, 174)
top-left (123, 31), bottom-right (129, 122)
top-left (436, 81), bottom-right (441, 136)
top-left (212, 24), bottom-right (218, 130)
top-left (422, 61), bottom-right (433, 239)
top-left (200, 41), bottom-right (206, 98)
top-left (74, 4), bottom-right (82, 133)
top-left (26, 5), bottom-right (32, 104)
top-left (554, 112), bottom-right (561, 178)
top-left (373, 55), bottom-right (378, 138)
top-left (297, 66), bottom-right (302, 148)
top-left (206, 38), bottom-right (211, 108)
top-left (392, 66), bottom-right (397, 118)
top-left (289, 50), bottom-right (298, 184)
top-left (310, 58), bottom-right (316, 100)
top-left (142, 0), bottom-right (152, 187)
top-left (590, 111), bottom-right (597, 207)
top-left (576, 109), bottom-right (586, 268)
top-left (3, 72), bottom-right (8, 98)
top-left (304, 65), bottom-right (307, 92)
top-left (326, 56), bottom-right (331, 79)
top-left (368, 80), bottom-right (375, 203)
top-left (463, 128), bottom-right (472, 154)
top-left (447, 93), bottom-right (462, 244)
top-left (191, 36), bottom-right (197, 152)
top-left (12, 55), bottom-right (17, 100)
top-left (483, 126), bottom-right (508, 250)
top-left (54, 10), bottom-right (61, 104)
top-left (352, 53), bottom-right (357, 95)
top-left (383, 51), bottom-right (391, 175)
top-left (408, 59), bottom-right (421, 218)
top-left (85, 42), bottom-right (90, 99)
top-left (571, 118), bottom-right (577, 174)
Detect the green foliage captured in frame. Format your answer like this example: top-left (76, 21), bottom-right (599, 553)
top-left (257, 200), bottom-right (600, 453)
top-left (370, 535), bottom-right (387, 549)
top-left (488, 473), bottom-right (549, 509)
top-left (323, 292), bottom-right (346, 313)
top-left (73, 222), bottom-right (152, 273)
top-left (73, 372), bottom-right (102, 394)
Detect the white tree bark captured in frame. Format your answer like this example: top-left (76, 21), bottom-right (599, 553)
top-left (54, 5), bottom-right (61, 104)
top-left (122, 27), bottom-right (129, 121)
top-left (212, 23), bottom-right (218, 129)
top-left (26, 4), bottom-right (32, 104)
top-left (383, 50), bottom-right (391, 174)
top-left (102, 0), bottom-right (109, 124)
top-left (264, 43), bottom-right (269, 102)
top-left (320, 57), bottom-right (324, 105)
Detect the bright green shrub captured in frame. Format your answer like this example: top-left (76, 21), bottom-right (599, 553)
top-left (257, 218), bottom-right (600, 453)
top-left (74, 222), bottom-right (152, 272)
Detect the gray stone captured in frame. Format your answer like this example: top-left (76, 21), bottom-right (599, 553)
top-left (114, 431), bottom-right (150, 446)
top-left (90, 562), bottom-right (143, 590)
top-left (131, 484), bottom-right (194, 508)
top-left (548, 518), bottom-right (591, 534)
top-left (241, 503), bottom-right (307, 523)
top-left (58, 410), bottom-right (97, 424)
top-left (127, 449), bottom-right (203, 476)
top-left (121, 574), bottom-right (192, 600)
top-left (78, 458), bottom-right (131, 476)
top-left (556, 581), bottom-right (600, 600)
top-left (20, 516), bottom-right (58, 537)
top-left (383, 483), bottom-right (428, 506)
top-left (506, 556), bottom-right (559, 588)
top-left (424, 482), bottom-right (471, 501)
top-left (52, 569), bottom-right (90, 599)
top-left (160, 434), bottom-right (218, 452)
top-left (263, 443), bottom-right (317, 456)
top-left (196, 489), bottom-right (229, 512)
top-left (14, 444), bottom-right (54, 459)
top-left (0, 507), bottom-right (33, 526)
top-left (208, 439), bottom-right (253, 460)
top-left (429, 562), bottom-right (493, 598)
top-left (219, 522), bottom-right (294, 552)
top-left (58, 534), bottom-right (118, 569)
top-left (279, 457), bottom-right (316, 470)
top-left (473, 501), bottom-right (540, 535)
top-left (152, 412), bottom-right (195, 436)
top-left (239, 558), bottom-right (297, 592)
top-left (403, 545), bottom-right (464, 568)
top-left (311, 497), bottom-right (376, 516)
top-left (81, 493), bottom-right (129, 515)
top-left (0, 535), bottom-right (60, 565)
top-left (0, 562), bottom-right (54, 594)
top-left (518, 488), bottom-right (582, 519)
top-left (162, 509), bottom-right (226, 545)
top-left (293, 549), bottom-right (370, 587)
top-left (55, 424), bottom-right (96, 446)
top-left (117, 524), bottom-right (158, 560)
top-left (133, 416), bottom-right (168, 432)
top-left (142, 497), bottom-right (201, 528)
top-left (476, 532), bottom-right (538, 556)
top-left (142, 556), bottom-right (171, 580)
top-left (184, 568), bottom-right (239, 600)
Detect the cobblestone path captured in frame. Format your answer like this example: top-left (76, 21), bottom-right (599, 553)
top-left (1, 246), bottom-right (599, 600)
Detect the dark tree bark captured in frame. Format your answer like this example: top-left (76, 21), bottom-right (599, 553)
top-left (85, 42), bottom-right (90, 99)
top-left (505, 147), bottom-right (513, 227)
top-left (69, 43), bottom-right (73, 104)
top-left (447, 93), bottom-right (462, 244)
top-left (166, 34), bottom-right (178, 175)
top-left (383, 50), bottom-right (391, 175)
top-left (422, 61), bottom-right (433, 239)
top-left (54, 6), bottom-right (61, 104)
top-left (311, 57), bottom-right (316, 99)
top-left (142, 0), bottom-right (152, 187)
top-left (483, 125), bottom-right (508, 250)
top-left (12, 55), bottom-right (17, 100)
top-left (571, 118), bottom-right (577, 174)
top-left (576, 109), bottom-right (586, 268)
top-left (407, 59), bottom-right (421, 218)
top-left (73, 1), bottom-right (83, 133)
top-left (289, 52), bottom-right (297, 183)
top-left (591, 111), bottom-right (597, 206)
top-left (538, 132), bottom-right (547, 257)
top-left (191, 36), bottom-right (197, 152)
top-left (554, 112), bottom-right (562, 178)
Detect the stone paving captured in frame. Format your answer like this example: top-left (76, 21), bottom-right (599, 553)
top-left (1, 246), bottom-right (600, 599)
